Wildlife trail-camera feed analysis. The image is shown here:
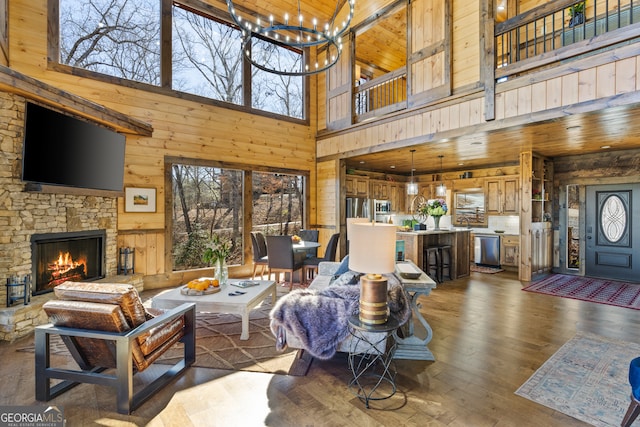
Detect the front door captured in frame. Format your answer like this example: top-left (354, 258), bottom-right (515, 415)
top-left (585, 184), bottom-right (640, 281)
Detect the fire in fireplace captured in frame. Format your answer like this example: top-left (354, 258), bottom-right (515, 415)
top-left (31, 230), bottom-right (106, 295)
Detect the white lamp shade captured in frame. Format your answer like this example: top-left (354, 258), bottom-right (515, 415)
top-left (347, 217), bottom-right (370, 241)
top-left (406, 181), bottom-right (418, 195)
top-left (348, 223), bottom-right (396, 274)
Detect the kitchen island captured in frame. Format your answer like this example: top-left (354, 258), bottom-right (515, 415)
top-left (397, 229), bottom-right (471, 279)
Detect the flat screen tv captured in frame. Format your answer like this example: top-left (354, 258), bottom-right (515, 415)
top-left (22, 102), bottom-right (126, 192)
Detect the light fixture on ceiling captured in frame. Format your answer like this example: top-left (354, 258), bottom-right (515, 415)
top-left (226, 0), bottom-right (355, 76)
top-left (436, 155), bottom-right (446, 197)
top-left (407, 149), bottom-right (418, 196)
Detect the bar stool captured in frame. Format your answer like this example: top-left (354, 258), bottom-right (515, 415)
top-left (423, 247), bottom-right (440, 283)
top-left (438, 245), bottom-right (452, 282)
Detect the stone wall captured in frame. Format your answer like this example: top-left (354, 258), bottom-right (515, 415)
top-left (0, 91), bottom-right (120, 341)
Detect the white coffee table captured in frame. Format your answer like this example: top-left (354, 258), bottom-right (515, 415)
top-left (151, 279), bottom-right (277, 340)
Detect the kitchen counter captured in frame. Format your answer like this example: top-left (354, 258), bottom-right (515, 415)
top-left (397, 229), bottom-right (471, 279)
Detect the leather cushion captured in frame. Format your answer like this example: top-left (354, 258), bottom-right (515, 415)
top-left (43, 300), bottom-right (130, 332)
top-left (54, 281), bottom-right (147, 328)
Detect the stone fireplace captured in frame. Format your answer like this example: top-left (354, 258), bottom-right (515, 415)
top-left (31, 230), bottom-right (106, 295)
top-left (0, 92), bottom-right (120, 341)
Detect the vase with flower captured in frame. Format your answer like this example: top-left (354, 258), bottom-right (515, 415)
top-left (418, 198), bottom-right (448, 230)
top-left (203, 234), bottom-right (232, 285)
top-left (533, 189), bottom-right (542, 200)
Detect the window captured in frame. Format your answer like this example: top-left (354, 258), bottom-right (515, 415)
top-left (169, 161), bottom-right (306, 273)
top-left (59, 0), bottom-right (161, 85)
top-left (251, 172), bottom-right (304, 236)
top-left (55, 0), bottom-right (306, 120)
top-left (172, 6), bottom-right (243, 104)
top-left (171, 164), bottom-right (244, 271)
top-left (251, 40), bottom-right (304, 119)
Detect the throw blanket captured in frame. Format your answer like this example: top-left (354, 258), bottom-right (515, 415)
top-left (269, 275), bottom-right (411, 360)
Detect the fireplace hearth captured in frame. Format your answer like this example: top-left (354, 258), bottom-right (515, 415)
top-left (31, 230), bottom-right (106, 295)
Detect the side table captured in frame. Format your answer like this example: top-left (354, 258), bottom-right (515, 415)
top-left (393, 260), bottom-right (437, 361)
top-left (347, 315), bottom-right (403, 408)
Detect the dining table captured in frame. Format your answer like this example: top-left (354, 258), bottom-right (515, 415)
top-left (292, 240), bottom-right (321, 252)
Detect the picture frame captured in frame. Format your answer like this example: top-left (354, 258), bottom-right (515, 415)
top-left (125, 187), bottom-right (156, 213)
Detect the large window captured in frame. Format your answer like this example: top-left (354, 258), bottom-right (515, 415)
top-left (59, 0), bottom-right (161, 85)
top-left (171, 164), bottom-right (244, 271)
top-left (170, 161), bottom-right (305, 272)
top-left (55, 0), bottom-right (305, 120)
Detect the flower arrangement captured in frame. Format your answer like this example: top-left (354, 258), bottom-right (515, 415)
top-left (418, 198), bottom-right (448, 218)
top-left (202, 234), bottom-right (232, 265)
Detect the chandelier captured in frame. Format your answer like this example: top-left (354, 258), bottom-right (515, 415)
top-left (226, 0), bottom-right (356, 76)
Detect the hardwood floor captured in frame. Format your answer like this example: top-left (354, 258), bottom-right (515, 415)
top-left (2, 270), bottom-right (640, 426)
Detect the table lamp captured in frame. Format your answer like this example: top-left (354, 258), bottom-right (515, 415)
top-left (348, 222), bottom-right (397, 325)
top-left (347, 217), bottom-right (370, 253)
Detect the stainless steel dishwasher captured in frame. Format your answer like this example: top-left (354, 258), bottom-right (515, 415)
top-left (474, 235), bottom-right (501, 267)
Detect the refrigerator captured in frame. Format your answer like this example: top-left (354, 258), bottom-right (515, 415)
top-left (346, 197), bottom-right (371, 219)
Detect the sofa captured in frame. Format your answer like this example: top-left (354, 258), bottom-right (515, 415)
top-left (269, 260), bottom-right (410, 361)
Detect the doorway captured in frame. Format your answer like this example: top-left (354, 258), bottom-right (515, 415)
top-left (585, 184), bottom-right (640, 281)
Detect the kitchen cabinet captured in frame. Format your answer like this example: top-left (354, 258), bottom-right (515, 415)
top-left (485, 176), bottom-right (519, 215)
top-left (370, 179), bottom-right (389, 200)
top-left (346, 176), bottom-right (369, 197)
top-left (389, 183), bottom-right (406, 213)
top-left (500, 235), bottom-right (520, 268)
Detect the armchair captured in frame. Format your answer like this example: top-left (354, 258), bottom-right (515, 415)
top-left (35, 281), bottom-right (195, 414)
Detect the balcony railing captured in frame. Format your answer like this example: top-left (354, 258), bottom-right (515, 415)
top-left (354, 67), bottom-right (407, 122)
top-left (495, 0), bottom-right (640, 78)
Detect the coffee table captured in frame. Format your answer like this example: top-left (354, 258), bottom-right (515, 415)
top-left (151, 279), bottom-right (276, 340)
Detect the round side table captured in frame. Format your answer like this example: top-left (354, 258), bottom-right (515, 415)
top-left (347, 315), bottom-right (403, 408)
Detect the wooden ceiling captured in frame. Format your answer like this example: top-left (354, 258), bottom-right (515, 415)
top-left (209, 0), bottom-right (640, 176)
top-left (344, 103), bottom-right (640, 176)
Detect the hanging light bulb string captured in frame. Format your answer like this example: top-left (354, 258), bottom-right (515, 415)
top-left (226, 0), bottom-right (356, 76)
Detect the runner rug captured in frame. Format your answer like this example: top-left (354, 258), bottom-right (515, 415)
top-left (515, 332), bottom-right (639, 426)
top-left (523, 274), bottom-right (640, 310)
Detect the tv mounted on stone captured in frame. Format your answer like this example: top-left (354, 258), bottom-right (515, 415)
top-left (21, 102), bottom-right (126, 192)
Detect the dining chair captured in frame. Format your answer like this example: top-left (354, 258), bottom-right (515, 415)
top-left (250, 231), bottom-right (269, 279)
top-left (298, 229), bottom-right (319, 258)
top-left (266, 235), bottom-right (305, 291)
top-left (303, 232), bottom-right (340, 281)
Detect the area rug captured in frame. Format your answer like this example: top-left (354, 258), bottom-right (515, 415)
top-left (155, 307), bottom-right (303, 375)
top-left (17, 297), bottom-right (304, 376)
top-left (515, 332), bottom-right (639, 426)
top-left (470, 264), bottom-right (504, 274)
top-left (523, 274), bottom-right (640, 310)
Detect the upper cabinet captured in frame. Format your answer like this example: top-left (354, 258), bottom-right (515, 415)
top-left (370, 179), bottom-right (389, 200)
top-left (485, 176), bottom-right (519, 215)
top-left (345, 175), bottom-right (369, 198)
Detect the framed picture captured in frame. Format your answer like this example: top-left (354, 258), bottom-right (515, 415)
top-left (125, 187), bottom-right (156, 213)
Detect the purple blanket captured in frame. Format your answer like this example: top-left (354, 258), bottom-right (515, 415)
top-left (269, 279), bottom-right (411, 360)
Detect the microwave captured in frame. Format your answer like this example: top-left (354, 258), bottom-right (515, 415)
top-left (374, 200), bottom-right (391, 213)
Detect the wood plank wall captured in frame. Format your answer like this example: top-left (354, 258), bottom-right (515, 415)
top-left (9, 0), bottom-right (316, 286)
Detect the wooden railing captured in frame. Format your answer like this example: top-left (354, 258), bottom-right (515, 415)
top-left (495, 0), bottom-right (640, 78)
top-left (354, 67), bottom-right (407, 122)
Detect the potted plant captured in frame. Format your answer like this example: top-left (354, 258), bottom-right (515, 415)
top-left (417, 199), bottom-right (448, 230)
top-left (203, 234), bottom-right (232, 284)
top-left (568, 2), bottom-right (586, 27)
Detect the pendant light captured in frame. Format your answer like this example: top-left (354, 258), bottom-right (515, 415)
top-left (436, 155), bottom-right (446, 197)
top-left (407, 149), bottom-right (418, 195)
